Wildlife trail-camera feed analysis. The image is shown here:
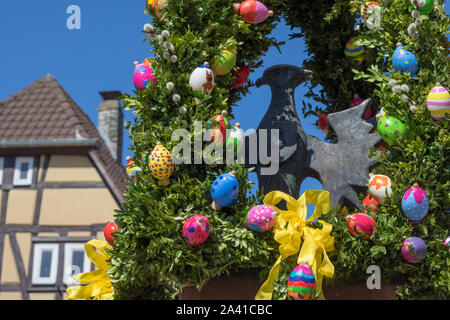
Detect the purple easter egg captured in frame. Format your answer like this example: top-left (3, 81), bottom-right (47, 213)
top-left (182, 214), bottom-right (211, 246)
top-left (401, 237), bottom-right (427, 263)
top-left (247, 205), bottom-right (278, 232)
top-left (401, 184), bottom-right (429, 223)
top-left (133, 63), bottom-right (156, 91)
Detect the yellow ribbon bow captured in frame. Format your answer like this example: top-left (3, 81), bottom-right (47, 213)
top-left (66, 239), bottom-right (114, 300)
top-left (255, 190), bottom-right (335, 300)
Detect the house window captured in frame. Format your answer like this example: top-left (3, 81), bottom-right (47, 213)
top-left (13, 157), bottom-right (34, 186)
top-left (63, 243), bottom-right (91, 285)
top-left (0, 157), bottom-right (4, 185)
top-left (32, 244), bottom-right (59, 285)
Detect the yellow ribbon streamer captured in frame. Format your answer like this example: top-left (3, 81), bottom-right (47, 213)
top-left (255, 190), bottom-right (335, 300)
top-left (66, 239), bottom-right (114, 300)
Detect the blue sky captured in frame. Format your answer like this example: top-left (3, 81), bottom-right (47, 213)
top-left (1, 2), bottom-right (448, 201)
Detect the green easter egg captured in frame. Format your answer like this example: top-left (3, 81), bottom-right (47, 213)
top-left (211, 49), bottom-right (237, 76)
top-left (410, 0), bottom-right (434, 18)
top-left (377, 115), bottom-right (405, 145)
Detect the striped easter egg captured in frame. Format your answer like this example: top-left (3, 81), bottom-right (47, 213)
top-left (346, 213), bottom-right (376, 240)
top-left (208, 112), bottom-right (231, 144)
top-left (149, 142), bottom-right (174, 186)
top-left (345, 38), bottom-right (365, 66)
top-left (287, 264), bottom-right (316, 300)
top-left (426, 83), bottom-right (450, 121)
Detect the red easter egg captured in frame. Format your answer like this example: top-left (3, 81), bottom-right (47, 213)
top-left (346, 213), bottom-right (376, 240)
top-left (234, 65), bottom-right (251, 88)
top-left (104, 222), bottom-right (120, 244)
top-left (363, 193), bottom-right (380, 212)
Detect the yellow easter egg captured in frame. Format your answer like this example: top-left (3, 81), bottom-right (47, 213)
top-left (148, 143), bottom-right (174, 186)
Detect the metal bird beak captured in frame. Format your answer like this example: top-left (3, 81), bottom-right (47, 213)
top-left (294, 69), bottom-right (313, 87)
top-left (255, 76), bottom-right (268, 88)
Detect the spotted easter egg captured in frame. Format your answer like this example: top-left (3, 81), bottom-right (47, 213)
top-left (392, 44), bottom-right (419, 77)
top-left (368, 174), bottom-right (392, 204)
top-left (211, 49), bottom-right (237, 76)
top-left (349, 94), bottom-right (371, 120)
top-left (211, 172), bottom-right (239, 209)
top-left (182, 214), bottom-right (211, 246)
top-left (147, 0), bottom-right (168, 17)
top-left (444, 236), bottom-right (450, 251)
top-left (208, 112), bottom-right (231, 144)
top-left (133, 62), bottom-right (156, 91)
top-left (247, 205), bottom-right (277, 232)
top-left (410, 0), bottom-right (434, 18)
top-left (237, 0), bottom-right (273, 24)
top-left (189, 63), bottom-right (215, 99)
top-left (402, 184), bottom-right (429, 223)
top-left (287, 264), bottom-right (317, 300)
top-left (377, 114), bottom-right (405, 146)
top-left (363, 193), bottom-right (380, 212)
top-left (426, 83), bottom-right (450, 121)
top-left (148, 143), bottom-right (174, 186)
top-left (402, 237), bottom-right (427, 263)
top-left (346, 213), bottom-right (376, 240)
top-left (361, 1), bottom-right (381, 29)
top-left (344, 38), bottom-right (365, 66)
top-left (126, 156), bottom-right (142, 180)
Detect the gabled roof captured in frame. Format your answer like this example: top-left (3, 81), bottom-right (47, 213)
top-left (0, 74), bottom-right (127, 205)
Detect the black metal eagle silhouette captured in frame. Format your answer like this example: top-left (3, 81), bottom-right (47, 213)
top-left (243, 65), bottom-right (381, 211)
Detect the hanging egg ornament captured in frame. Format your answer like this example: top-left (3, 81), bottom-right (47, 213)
top-left (360, 1), bottom-right (381, 29)
top-left (148, 142), bottom-right (175, 186)
top-left (133, 61), bottom-right (156, 91)
top-left (146, 0), bottom-right (168, 17)
top-left (226, 123), bottom-right (244, 155)
top-left (182, 214), bottom-right (211, 246)
top-left (104, 221), bottom-right (120, 245)
top-left (142, 57), bottom-right (158, 71)
top-left (234, 65), bottom-right (251, 88)
top-left (426, 83), bottom-right (450, 122)
top-left (246, 204), bottom-right (278, 232)
top-left (346, 213), bottom-right (376, 240)
top-left (402, 237), bottom-right (427, 263)
top-left (344, 38), bottom-right (365, 66)
top-left (376, 111), bottom-right (405, 146)
top-left (287, 264), bottom-right (317, 300)
top-left (392, 43), bottom-right (419, 77)
top-left (189, 62), bottom-right (214, 101)
top-left (410, 0), bottom-right (433, 19)
top-left (363, 193), bottom-right (380, 212)
top-left (234, 0), bottom-right (274, 24)
top-left (349, 93), bottom-right (372, 120)
top-left (126, 156), bottom-right (142, 180)
top-left (401, 183), bottom-right (429, 223)
top-left (443, 237), bottom-right (450, 252)
top-left (208, 111), bottom-right (232, 144)
top-left (368, 173), bottom-right (392, 204)
top-left (211, 49), bottom-right (237, 76)
top-left (211, 171), bottom-right (239, 210)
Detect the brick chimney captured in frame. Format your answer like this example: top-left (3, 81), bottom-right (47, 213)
top-left (98, 91), bottom-right (123, 162)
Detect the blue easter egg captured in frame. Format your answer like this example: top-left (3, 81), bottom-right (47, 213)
top-left (211, 173), bottom-right (239, 207)
top-left (392, 45), bottom-right (419, 77)
top-left (401, 185), bottom-right (429, 222)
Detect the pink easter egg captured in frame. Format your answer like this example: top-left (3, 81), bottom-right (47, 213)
top-left (133, 63), bottom-right (156, 91)
top-left (182, 214), bottom-right (211, 246)
top-left (246, 205), bottom-right (277, 232)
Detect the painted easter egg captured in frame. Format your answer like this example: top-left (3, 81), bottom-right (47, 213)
top-left (226, 123), bottom-right (244, 155)
top-left (402, 237), bottom-right (427, 263)
top-left (426, 83), bottom-right (450, 121)
top-left (410, 0), bottom-right (434, 18)
top-left (147, 0), bottom-right (168, 17)
top-left (346, 213), bottom-right (376, 240)
top-left (234, 65), bottom-right (251, 88)
top-left (287, 264), bottom-right (317, 300)
top-left (211, 171), bottom-right (239, 210)
top-left (247, 204), bottom-right (277, 232)
top-left (363, 193), bottom-right (380, 212)
top-left (344, 38), bottom-right (365, 66)
top-left (133, 62), bottom-right (156, 91)
top-left (402, 183), bottom-right (429, 223)
top-left (104, 221), bottom-right (120, 245)
top-left (236, 0), bottom-right (273, 24)
top-left (211, 49), bottom-right (237, 76)
top-left (182, 214), bottom-right (211, 246)
top-left (444, 236), bottom-right (450, 251)
top-left (361, 1), bottom-right (381, 29)
top-left (148, 142), bottom-right (175, 186)
top-left (189, 62), bottom-right (214, 99)
top-left (208, 112), bottom-right (231, 144)
top-left (392, 44), bottom-right (419, 77)
top-left (377, 114), bottom-right (405, 146)
top-left (126, 156), bottom-right (142, 180)
top-left (368, 174), bottom-right (392, 204)
top-left (349, 94), bottom-right (372, 120)
top-left (142, 57), bottom-right (158, 71)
